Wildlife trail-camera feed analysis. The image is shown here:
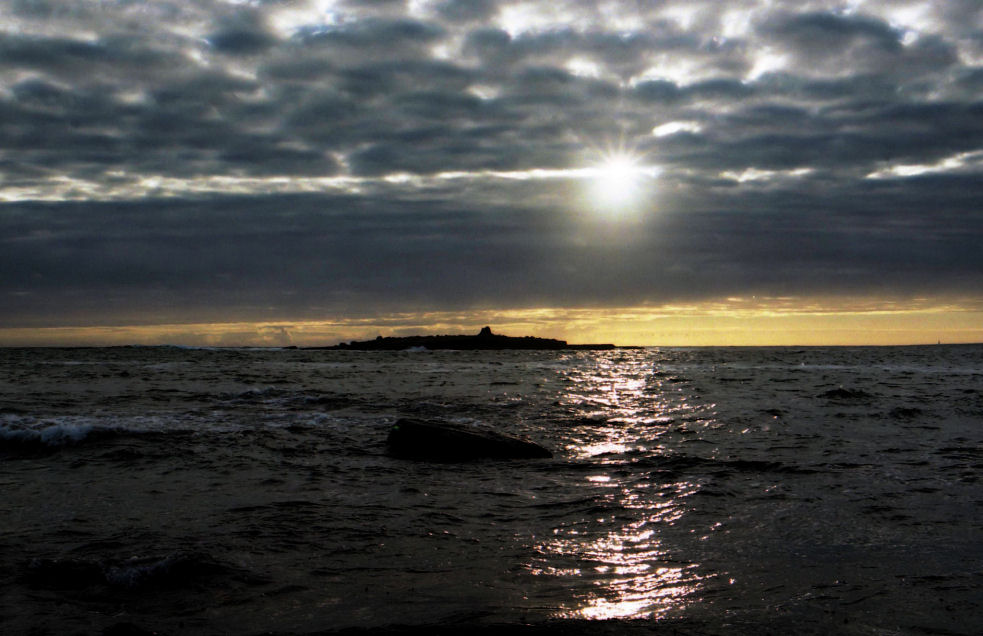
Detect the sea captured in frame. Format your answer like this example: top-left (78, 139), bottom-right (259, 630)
top-left (1, 345), bottom-right (981, 635)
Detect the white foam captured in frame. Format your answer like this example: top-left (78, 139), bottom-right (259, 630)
top-left (0, 421), bottom-right (94, 446)
top-left (0, 414), bottom-right (180, 448)
top-left (104, 554), bottom-right (176, 588)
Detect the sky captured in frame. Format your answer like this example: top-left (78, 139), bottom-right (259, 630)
top-left (1, 0), bottom-right (982, 346)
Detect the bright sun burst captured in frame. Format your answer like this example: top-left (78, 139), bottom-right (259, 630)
top-left (588, 152), bottom-right (650, 211)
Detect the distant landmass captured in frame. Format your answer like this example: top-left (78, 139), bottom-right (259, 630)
top-left (316, 326), bottom-right (620, 351)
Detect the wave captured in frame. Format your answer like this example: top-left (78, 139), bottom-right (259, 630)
top-left (216, 387), bottom-right (361, 411)
top-left (0, 421), bottom-right (103, 452)
top-left (0, 416), bottom-right (183, 455)
top-left (630, 453), bottom-right (817, 476)
top-left (22, 551), bottom-right (264, 591)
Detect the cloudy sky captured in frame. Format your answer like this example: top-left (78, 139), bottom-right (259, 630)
top-left (2, 0), bottom-right (982, 345)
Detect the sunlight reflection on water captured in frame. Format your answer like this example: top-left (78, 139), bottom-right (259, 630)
top-left (533, 501), bottom-right (707, 620)
top-left (530, 352), bottom-right (712, 620)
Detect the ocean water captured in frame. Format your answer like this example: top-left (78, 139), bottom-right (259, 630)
top-left (1, 345), bottom-right (981, 635)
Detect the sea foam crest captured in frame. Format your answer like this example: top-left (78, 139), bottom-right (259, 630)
top-left (0, 414), bottom-right (174, 451)
top-left (0, 421), bottom-right (95, 447)
top-left (103, 552), bottom-right (224, 589)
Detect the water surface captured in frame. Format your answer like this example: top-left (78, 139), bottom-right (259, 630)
top-left (1, 346), bottom-right (981, 634)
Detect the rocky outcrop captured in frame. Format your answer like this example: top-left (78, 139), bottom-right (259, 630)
top-left (321, 327), bottom-right (616, 351)
top-left (386, 419), bottom-right (552, 460)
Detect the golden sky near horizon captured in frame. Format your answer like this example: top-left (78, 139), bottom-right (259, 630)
top-left (4, 300), bottom-right (981, 347)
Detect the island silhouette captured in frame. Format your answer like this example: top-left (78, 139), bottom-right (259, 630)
top-left (319, 326), bottom-right (619, 350)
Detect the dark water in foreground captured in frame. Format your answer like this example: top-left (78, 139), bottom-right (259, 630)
top-left (1, 345), bottom-right (981, 635)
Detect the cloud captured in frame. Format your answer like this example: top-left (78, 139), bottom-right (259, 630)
top-left (436, 0), bottom-right (499, 23)
top-left (3, 172), bottom-right (982, 327)
top-left (757, 9), bottom-right (958, 81)
top-left (207, 10), bottom-right (279, 55)
top-left (1, 0), bottom-right (982, 335)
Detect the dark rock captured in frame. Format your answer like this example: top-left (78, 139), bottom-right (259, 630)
top-left (22, 558), bottom-right (105, 589)
top-left (887, 406), bottom-right (923, 419)
top-left (819, 388), bottom-right (873, 400)
top-left (386, 419), bottom-right (552, 460)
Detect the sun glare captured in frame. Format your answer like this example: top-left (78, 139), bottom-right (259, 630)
top-left (589, 153), bottom-right (648, 211)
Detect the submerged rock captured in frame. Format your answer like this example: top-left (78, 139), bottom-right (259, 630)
top-left (819, 387), bottom-right (873, 400)
top-left (386, 418), bottom-right (552, 460)
top-left (21, 558), bottom-right (104, 590)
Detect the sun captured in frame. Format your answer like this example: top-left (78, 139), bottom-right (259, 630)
top-left (589, 152), bottom-right (646, 210)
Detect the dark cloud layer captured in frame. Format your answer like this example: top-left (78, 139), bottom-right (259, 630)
top-left (4, 171), bottom-right (982, 327)
top-left (1, 0), bottom-right (982, 329)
